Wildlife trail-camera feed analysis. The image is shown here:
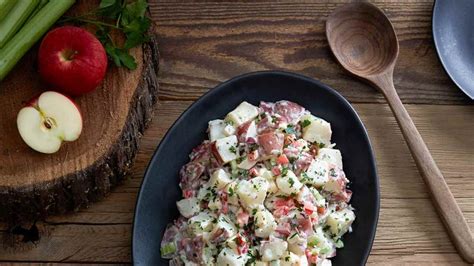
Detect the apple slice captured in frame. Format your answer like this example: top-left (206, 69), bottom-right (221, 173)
top-left (17, 91), bottom-right (83, 154)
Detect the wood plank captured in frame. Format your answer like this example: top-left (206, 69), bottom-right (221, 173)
top-left (2, 261), bottom-right (118, 266)
top-left (1, 102), bottom-right (472, 263)
top-left (150, 1), bottom-right (470, 104)
top-left (367, 254), bottom-right (470, 266)
top-left (1, 224), bottom-right (130, 263)
top-left (372, 198), bottom-right (474, 255)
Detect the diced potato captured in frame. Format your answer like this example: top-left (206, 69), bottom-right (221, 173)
top-left (318, 259), bottom-right (332, 266)
top-left (213, 135), bottom-right (239, 164)
top-left (300, 114), bottom-right (332, 146)
top-left (260, 168), bottom-right (275, 180)
top-left (209, 169), bottom-right (233, 189)
top-left (259, 169), bottom-right (278, 194)
top-left (225, 181), bottom-right (240, 206)
top-left (323, 178), bottom-right (344, 194)
top-left (237, 177), bottom-right (269, 210)
top-left (299, 255), bottom-right (309, 266)
top-left (323, 167), bottom-right (348, 195)
top-left (217, 247), bottom-right (248, 266)
top-left (287, 232), bottom-right (306, 255)
top-left (307, 227), bottom-right (335, 257)
top-left (208, 196), bottom-right (222, 211)
top-left (254, 207), bottom-right (277, 238)
top-left (197, 183), bottom-right (212, 201)
top-left (276, 170), bottom-right (303, 195)
top-left (208, 119), bottom-right (227, 141)
top-left (176, 197), bottom-right (200, 218)
top-left (238, 157), bottom-right (257, 170)
top-left (226, 101), bottom-right (259, 127)
top-left (245, 120), bottom-right (258, 140)
top-left (226, 234), bottom-right (239, 252)
top-left (188, 211), bottom-right (215, 235)
top-left (202, 245), bottom-right (217, 265)
top-left (308, 187), bottom-right (326, 207)
top-left (303, 159), bottom-right (329, 187)
top-left (260, 238), bottom-right (288, 262)
top-left (316, 148), bottom-right (343, 169)
top-left (212, 214), bottom-right (238, 238)
top-left (279, 251), bottom-right (308, 266)
top-left (267, 180), bottom-right (278, 194)
top-left (319, 204), bottom-right (337, 224)
top-left (224, 123), bottom-right (236, 136)
top-left (326, 208), bottom-right (355, 239)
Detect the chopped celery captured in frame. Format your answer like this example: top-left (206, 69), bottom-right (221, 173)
top-left (0, 0), bottom-right (17, 22)
top-left (334, 239), bottom-right (344, 248)
top-left (0, 0), bottom-right (39, 48)
top-left (160, 242), bottom-right (177, 256)
top-left (307, 235), bottom-right (320, 247)
top-left (0, 0), bottom-right (75, 81)
top-left (230, 160), bottom-right (238, 170)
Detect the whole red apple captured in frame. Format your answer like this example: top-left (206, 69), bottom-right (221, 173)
top-left (38, 26), bottom-right (107, 96)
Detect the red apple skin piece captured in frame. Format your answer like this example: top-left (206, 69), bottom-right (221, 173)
top-left (210, 142), bottom-right (224, 165)
top-left (237, 121), bottom-right (251, 142)
top-left (24, 93), bottom-right (40, 107)
top-left (258, 131), bottom-right (284, 155)
top-left (38, 26), bottom-right (108, 96)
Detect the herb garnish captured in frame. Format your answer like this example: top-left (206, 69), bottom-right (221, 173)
top-left (301, 119), bottom-right (311, 128)
top-left (61, 0), bottom-right (152, 70)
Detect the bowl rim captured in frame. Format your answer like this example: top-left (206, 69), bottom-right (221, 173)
top-left (432, 0), bottom-right (474, 100)
top-left (132, 70), bottom-right (380, 265)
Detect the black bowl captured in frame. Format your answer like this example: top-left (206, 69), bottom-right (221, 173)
top-left (132, 71), bottom-right (380, 266)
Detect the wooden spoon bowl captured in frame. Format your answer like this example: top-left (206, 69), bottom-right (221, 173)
top-left (326, 2), bottom-right (398, 78)
top-left (326, 2), bottom-right (474, 263)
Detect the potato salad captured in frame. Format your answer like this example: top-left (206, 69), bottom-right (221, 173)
top-left (160, 101), bottom-right (355, 266)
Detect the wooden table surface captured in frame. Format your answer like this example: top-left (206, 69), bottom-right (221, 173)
top-left (1, 1), bottom-right (473, 265)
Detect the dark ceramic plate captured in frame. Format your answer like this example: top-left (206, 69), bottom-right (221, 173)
top-left (132, 71), bottom-right (380, 266)
top-left (433, 0), bottom-right (474, 99)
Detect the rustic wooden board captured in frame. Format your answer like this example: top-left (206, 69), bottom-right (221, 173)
top-left (151, 1), bottom-right (470, 104)
top-left (0, 1), bottom-right (159, 222)
top-left (0, 102), bottom-right (472, 264)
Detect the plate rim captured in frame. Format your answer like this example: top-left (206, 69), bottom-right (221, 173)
top-left (132, 70), bottom-right (380, 265)
top-left (432, 0), bottom-right (474, 100)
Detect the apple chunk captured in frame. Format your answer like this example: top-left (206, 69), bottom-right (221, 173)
top-left (17, 91), bottom-right (83, 154)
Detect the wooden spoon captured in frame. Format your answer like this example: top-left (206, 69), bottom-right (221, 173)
top-left (326, 2), bottom-right (474, 263)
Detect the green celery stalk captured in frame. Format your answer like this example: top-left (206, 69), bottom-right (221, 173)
top-left (24, 0), bottom-right (49, 24)
top-left (0, 0), bottom-right (75, 81)
top-left (0, 0), bottom-right (17, 22)
top-left (0, 0), bottom-right (39, 48)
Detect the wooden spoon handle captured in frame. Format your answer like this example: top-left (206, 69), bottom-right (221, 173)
top-left (373, 75), bottom-right (474, 263)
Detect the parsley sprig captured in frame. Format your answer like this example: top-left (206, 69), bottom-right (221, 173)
top-left (61, 0), bottom-right (152, 70)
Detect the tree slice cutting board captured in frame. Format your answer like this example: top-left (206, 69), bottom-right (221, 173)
top-left (0, 1), bottom-right (159, 223)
